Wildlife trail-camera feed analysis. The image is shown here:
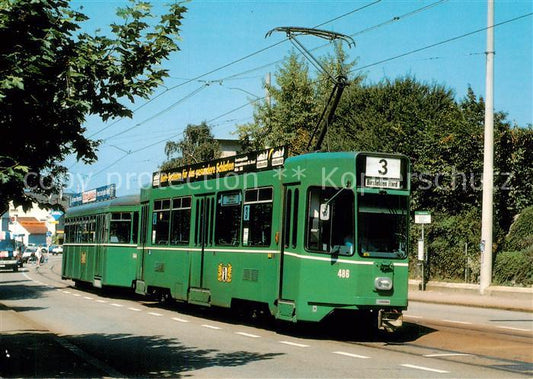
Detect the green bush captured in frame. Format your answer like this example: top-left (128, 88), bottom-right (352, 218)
top-left (505, 206), bottom-right (533, 251)
top-left (493, 248), bottom-right (533, 287)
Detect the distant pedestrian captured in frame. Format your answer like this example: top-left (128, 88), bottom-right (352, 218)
top-left (36, 249), bottom-right (44, 266)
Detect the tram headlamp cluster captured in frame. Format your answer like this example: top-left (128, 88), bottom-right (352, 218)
top-left (374, 277), bottom-right (393, 291)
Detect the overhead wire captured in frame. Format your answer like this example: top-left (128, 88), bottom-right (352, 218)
top-left (213, 0), bottom-right (450, 83)
top-left (87, 0), bottom-right (383, 139)
top-left (101, 84), bottom-right (208, 142)
top-left (350, 11), bottom-right (533, 74)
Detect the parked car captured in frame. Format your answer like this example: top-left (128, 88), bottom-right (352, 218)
top-left (0, 239), bottom-right (20, 272)
top-left (49, 245), bottom-right (63, 255)
top-left (22, 246), bottom-right (38, 263)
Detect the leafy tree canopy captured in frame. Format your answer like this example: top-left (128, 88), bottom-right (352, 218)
top-left (160, 122), bottom-right (220, 170)
top-left (0, 0), bottom-right (187, 214)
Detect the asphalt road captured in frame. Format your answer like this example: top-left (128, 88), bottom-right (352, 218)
top-left (0, 256), bottom-right (531, 378)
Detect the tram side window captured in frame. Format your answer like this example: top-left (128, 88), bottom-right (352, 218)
top-left (152, 199), bottom-right (170, 245)
top-left (85, 219), bottom-right (96, 243)
top-left (215, 191), bottom-right (241, 246)
top-left (80, 219), bottom-right (88, 242)
top-left (64, 223), bottom-right (71, 243)
top-left (306, 187), bottom-right (354, 255)
top-left (132, 212), bottom-right (139, 244)
top-left (242, 187), bottom-right (273, 247)
top-left (68, 221), bottom-right (77, 243)
top-left (75, 221), bottom-right (83, 243)
top-left (110, 212), bottom-right (132, 243)
top-left (170, 197), bottom-right (191, 245)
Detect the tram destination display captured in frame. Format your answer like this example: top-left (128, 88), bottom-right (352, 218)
top-left (363, 156), bottom-right (403, 189)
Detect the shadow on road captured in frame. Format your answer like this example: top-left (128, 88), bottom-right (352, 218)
top-left (0, 332), bottom-right (105, 378)
top-left (0, 331), bottom-right (283, 378)
top-left (70, 332), bottom-right (283, 377)
top-left (0, 276), bottom-right (56, 303)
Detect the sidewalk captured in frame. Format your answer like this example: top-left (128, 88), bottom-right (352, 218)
top-left (408, 280), bottom-right (533, 313)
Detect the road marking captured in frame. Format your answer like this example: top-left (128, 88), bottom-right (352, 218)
top-left (406, 315), bottom-right (423, 319)
top-left (72, 293), bottom-right (81, 297)
top-left (172, 317), bottom-right (189, 323)
top-left (496, 325), bottom-right (531, 332)
top-left (401, 364), bottom-right (449, 373)
top-left (236, 332), bottom-right (260, 338)
top-left (83, 296), bottom-right (94, 300)
top-left (279, 341), bottom-right (309, 348)
top-left (128, 307), bottom-right (141, 312)
top-left (202, 324), bottom-right (221, 330)
top-left (148, 312), bottom-right (162, 317)
top-left (62, 290), bottom-right (71, 294)
top-left (96, 300), bottom-right (108, 303)
top-left (110, 303), bottom-right (123, 307)
top-left (424, 353), bottom-right (471, 357)
top-left (332, 351), bottom-right (370, 359)
top-left (442, 319), bottom-right (472, 325)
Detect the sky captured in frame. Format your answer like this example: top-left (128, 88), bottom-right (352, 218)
top-left (65, 0), bottom-right (533, 195)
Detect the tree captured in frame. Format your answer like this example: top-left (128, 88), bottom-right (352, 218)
top-left (237, 46), bottom-right (360, 155)
top-left (0, 0), bottom-right (187, 214)
top-left (237, 52), bottom-right (316, 155)
top-left (161, 122), bottom-right (220, 170)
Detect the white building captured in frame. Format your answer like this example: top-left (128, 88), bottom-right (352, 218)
top-left (1, 200), bottom-right (65, 246)
top-left (9, 217), bottom-right (48, 246)
top-left (217, 139), bottom-right (242, 157)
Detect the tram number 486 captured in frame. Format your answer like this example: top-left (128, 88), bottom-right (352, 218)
top-left (337, 269), bottom-right (350, 279)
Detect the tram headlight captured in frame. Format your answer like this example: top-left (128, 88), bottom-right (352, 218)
top-left (374, 277), bottom-right (393, 291)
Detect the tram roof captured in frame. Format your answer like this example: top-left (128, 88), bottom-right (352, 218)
top-left (66, 194), bottom-right (140, 217)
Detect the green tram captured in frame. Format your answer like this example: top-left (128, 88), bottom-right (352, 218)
top-left (134, 147), bottom-right (410, 330)
top-left (62, 195), bottom-right (140, 288)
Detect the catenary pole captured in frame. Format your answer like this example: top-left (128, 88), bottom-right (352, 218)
top-left (480, 0), bottom-right (495, 294)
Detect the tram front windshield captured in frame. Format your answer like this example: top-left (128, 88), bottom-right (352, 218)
top-left (358, 194), bottom-right (407, 258)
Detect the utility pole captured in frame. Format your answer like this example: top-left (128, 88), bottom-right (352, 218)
top-left (480, 0), bottom-right (495, 294)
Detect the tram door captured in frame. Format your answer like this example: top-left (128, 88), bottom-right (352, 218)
top-left (136, 203), bottom-right (149, 281)
top-left (279, 184), bottom-right (300, 301)
top-left (191, 194), bottom-right (215, 290)
top-left (94, 214), bottom-right (107, 285)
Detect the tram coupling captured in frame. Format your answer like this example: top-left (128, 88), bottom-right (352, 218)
top-left (377, 309), bottom-right (403, 332)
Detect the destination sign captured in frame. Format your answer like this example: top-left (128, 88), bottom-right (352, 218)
top-left (362, 156), bottom-right (405, 190)
top-left (70, 184), bottom-right (116, 207)
top-left (152, 146), bottom-right (287, 187)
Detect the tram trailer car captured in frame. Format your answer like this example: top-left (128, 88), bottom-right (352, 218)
top-left (134, 149), bottom-right (410, 331)
top-left (62, 195), bottom-right (140, 289)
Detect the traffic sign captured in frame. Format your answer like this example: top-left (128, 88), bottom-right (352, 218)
top-left (415, 211), bottom-right (432, 224)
